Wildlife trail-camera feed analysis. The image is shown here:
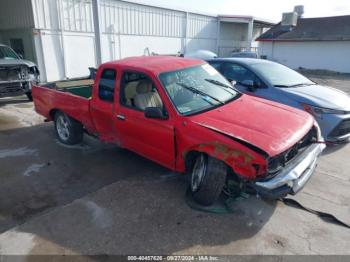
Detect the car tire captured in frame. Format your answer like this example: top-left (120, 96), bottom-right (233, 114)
top-left (190, 154), bottom-right (227, 206)
top-left (54, 111), bottom-right (83, 145)
top-left (26, 92), bottom-right (33, 101)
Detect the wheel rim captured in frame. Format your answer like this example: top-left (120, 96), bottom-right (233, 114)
top-left (191, 154), bottom-right (207, 192)
top-left (56, 115), bottom-right (70, 141)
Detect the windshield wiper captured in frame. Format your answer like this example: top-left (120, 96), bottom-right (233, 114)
top-left (289, 83), bottom-right (316, 87)
top-left (274, 84), bottom-right (290, 88)
top-left (204, 79), bottom-right (238, 96)
top-left (176, 82), bottom-right (225, 105)
top-left (204, 79), bottom-right (234, 89)
top-left (274, 83), bottom-right (315, 88)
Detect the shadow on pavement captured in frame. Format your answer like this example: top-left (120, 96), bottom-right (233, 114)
top-left (322, 142), bottom-right (349, 155)
top-left (0, 97), bottom-right (30, 108)
top-left (0, 123), bottom-right (277, 255)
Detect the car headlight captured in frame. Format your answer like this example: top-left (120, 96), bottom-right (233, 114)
top-left (267, 155), bottom-right (283, 174)
top-left (300, 103), bottom-right (348, 117)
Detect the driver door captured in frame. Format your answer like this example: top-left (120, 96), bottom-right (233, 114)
top-left (114, 71), bottom-right (175, 169)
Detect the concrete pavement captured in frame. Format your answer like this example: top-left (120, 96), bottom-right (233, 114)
top-left (0, 74), bottom-right (349, 255)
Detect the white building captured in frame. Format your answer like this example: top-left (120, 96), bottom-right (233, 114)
top-left (0, 0), bottom-right (272, 82)
top-left (257, 14), bottom-right (350, 73)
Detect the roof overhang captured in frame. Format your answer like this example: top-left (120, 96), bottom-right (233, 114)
top-left (218, 15), bottom-right (252, 23)
top-left (218, 15), bottom-right (275, 27)
top-left (254, 19), bottom-right (276, 27)
top-left (258, 38), bottom-right (350, 42)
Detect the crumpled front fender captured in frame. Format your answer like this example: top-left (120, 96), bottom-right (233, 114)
top-left (182, 141), bottom-right (266, 179)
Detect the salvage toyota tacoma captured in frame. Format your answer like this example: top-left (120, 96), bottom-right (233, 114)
top-left (0, 44), bottom-right (40, 100)
top-left (32, 56), bottom-right (325, 205)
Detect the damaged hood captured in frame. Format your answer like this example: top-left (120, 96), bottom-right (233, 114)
top-left (0, 59), bottom-right (37, 68)
top-left (282, 84), bottom-right (350, 111)
top-left (189, 95), bottom-right (314, 157)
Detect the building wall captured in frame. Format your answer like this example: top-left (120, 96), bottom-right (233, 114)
top-left (0, 0), bottom-right (36, 62)
top-left (31, 0), bottom-right (95, 81)
top-left (252, 25), bottom-right (268, 51)
top-left (186, 13), bottom-right (218, 53)
top-left (31, 0), bottom-right (220, 81)
top-left (99, 0), bottom-right (217, 59)
top-left (259, 41), bottom-right (350, 73)
top-left (218, 22), bottom-right (247, 56)
top-left (0, 0), bottom-right (35, 30)
top-left (0, 29), bottom-right (36, 61)
top-left (0, 0), bottom-right (270, 82)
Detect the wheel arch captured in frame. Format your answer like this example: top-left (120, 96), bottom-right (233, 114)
top-left (184, 150), bottom-right (201, 174)
top-left (49, 109), bottom-right (81, 124)
top-left (49, 108), bottom-right (59, 120)
top-left (183, 142), bottom-right (261, 179)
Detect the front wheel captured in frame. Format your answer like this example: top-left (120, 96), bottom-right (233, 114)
top-left (190, 154), bottom-right (227, 206)
top-left (54, 111), bottom-right (83, 145)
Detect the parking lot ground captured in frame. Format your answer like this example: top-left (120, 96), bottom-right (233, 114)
top-left (0, 74), bottom-right (349, 256)
top-left (304, 71), bottom-right (350, 95)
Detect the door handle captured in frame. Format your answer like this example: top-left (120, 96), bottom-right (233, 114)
top-left (116, 114), bottom-right (125, 120)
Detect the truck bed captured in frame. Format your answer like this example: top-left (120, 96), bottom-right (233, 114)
top-left (50, 79), bottom-right (94, 98)
top-left (32, 78), bottom-right (97, 133)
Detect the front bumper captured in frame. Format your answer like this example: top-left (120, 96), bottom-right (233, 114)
top-left (327, 118), bottom-right (350, 142)
top-left (252, 143), bottom-right (326, 199)
top-left (316, 113), bottom-right (350, 142)
top-left (0, 80), bottom-right (34, 98)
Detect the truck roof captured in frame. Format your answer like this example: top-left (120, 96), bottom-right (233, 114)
top-left (104, 56), bottom-right (204, 75)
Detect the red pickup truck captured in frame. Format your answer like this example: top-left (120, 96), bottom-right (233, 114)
top-left (32, 56), bottom-right (325, 205)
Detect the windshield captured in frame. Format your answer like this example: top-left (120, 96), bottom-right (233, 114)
top-left (251, 62), bottom-right (314, 87)
top-left (159, 64), bottom-right (239, 115)
top-left (0, 46), bottom-right (19, 59)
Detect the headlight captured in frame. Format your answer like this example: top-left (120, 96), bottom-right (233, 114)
top-left (300, 103), bottom-right (348, 117)
top-left (20, 66), bottom-right (29, 79)
top-left (28, 66), bottom-right (40, 83)
top-left (267, 155), bottom-right (284, 174)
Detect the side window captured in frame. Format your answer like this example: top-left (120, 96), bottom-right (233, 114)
top-left (98, 69), bottom-right (116, 102)
top-left (120, 72), bottom-right (163, 112)
top-left (222, 63), bottom-right (263, 87)
top-left (208, 62), bottom-right (222, 72)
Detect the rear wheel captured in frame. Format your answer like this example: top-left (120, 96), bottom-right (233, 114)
top-left (190, 154), bottom-right (227, 206)
top-left (54, 111), bottom-right (83, 145)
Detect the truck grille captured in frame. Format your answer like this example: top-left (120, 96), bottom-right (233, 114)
top-left (267, 127), bottom-right (318, 176)
top-left (0, 66), bottom-right (29, 81)
top-left (0, 82), bottom-right (24, 97)
top-left (329, 119), bottom-right (350, 138)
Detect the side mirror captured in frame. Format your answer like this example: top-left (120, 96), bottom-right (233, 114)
top-left (241, 80), bottom-right (256, 91)
top-left (144, 107), bottom-right (168, 120)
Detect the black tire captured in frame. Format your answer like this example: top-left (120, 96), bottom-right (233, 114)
top-left (54, 111), bottom-right (83, 145)
top-left (26, 92), bottom-right (33, 101)
top-left (190, 154), bottom-right (227, 206)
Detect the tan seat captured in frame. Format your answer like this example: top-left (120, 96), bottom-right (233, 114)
top-left (124, 81), bottom-right (138, 106)
top-left (134, 80), bottom-right (163, 110)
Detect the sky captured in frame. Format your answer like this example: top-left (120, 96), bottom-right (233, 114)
top-left (128, 0), bottom-right (350, 22)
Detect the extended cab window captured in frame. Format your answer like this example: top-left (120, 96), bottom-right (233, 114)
top-left (98, 69), bottom-right (116, 102)
top-left (120, 72), bottom-right (163, 111)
